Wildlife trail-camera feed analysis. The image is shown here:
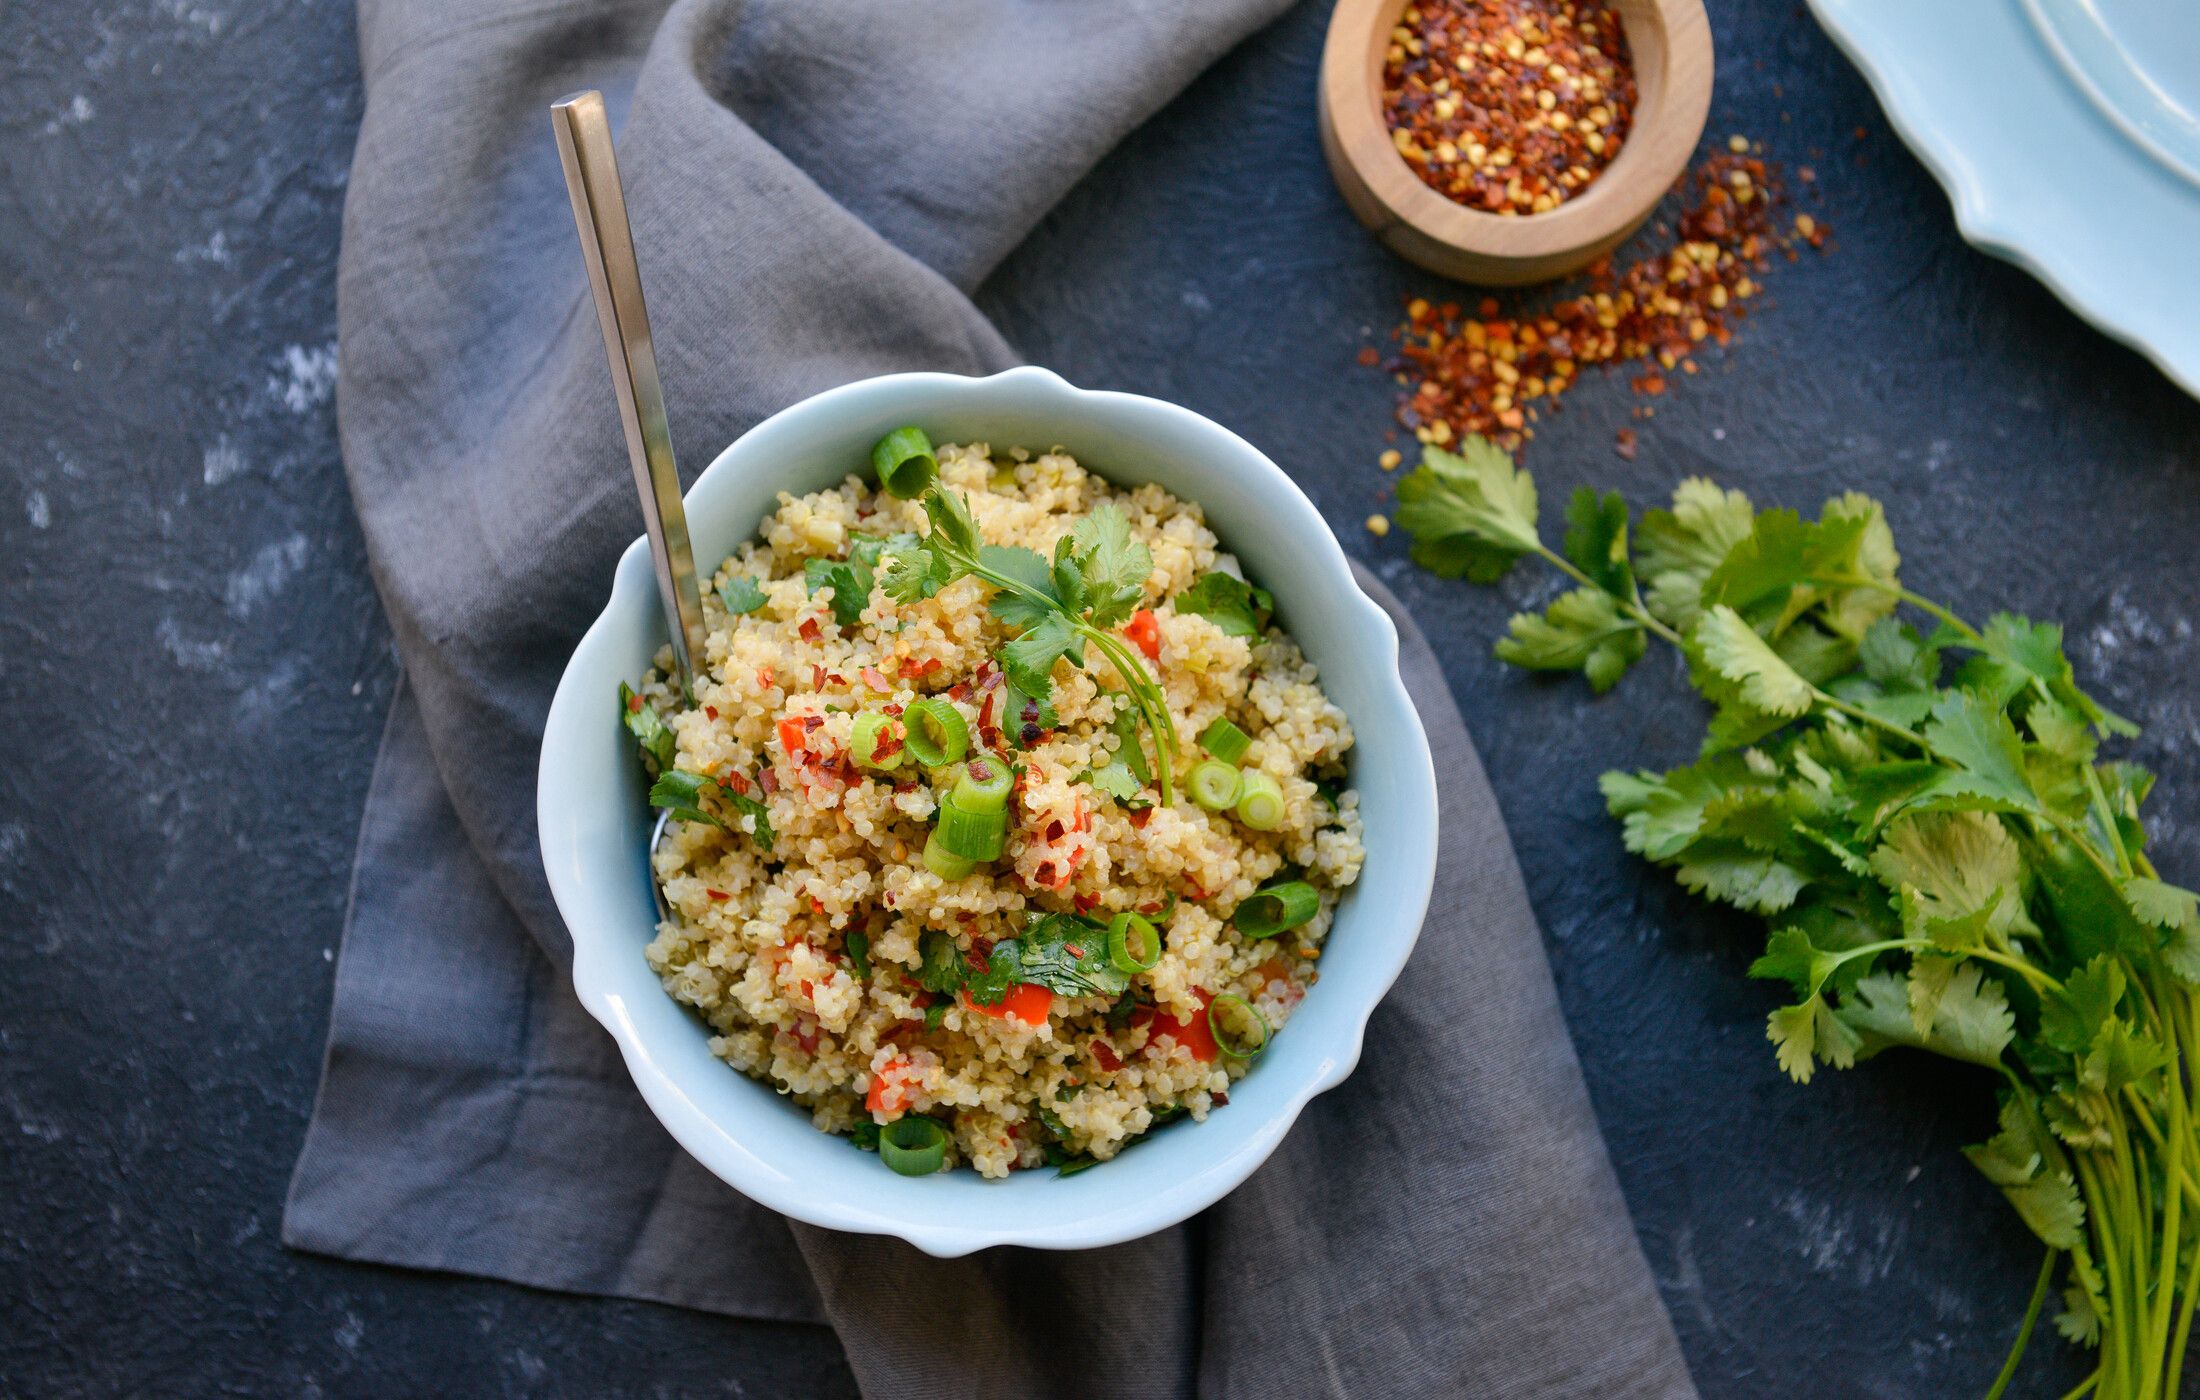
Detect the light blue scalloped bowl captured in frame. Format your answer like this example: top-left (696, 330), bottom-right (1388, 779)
top-left (537, 367), bottom-right (1438, 1256)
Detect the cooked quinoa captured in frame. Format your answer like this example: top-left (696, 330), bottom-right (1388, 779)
top-left (635, 441), bottom-right (1363, 1178)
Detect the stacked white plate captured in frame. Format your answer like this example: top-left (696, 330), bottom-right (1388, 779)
top-left (1811, 0), bottom-right (2200, 396)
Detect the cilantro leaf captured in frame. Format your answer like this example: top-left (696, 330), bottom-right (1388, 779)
top-left (804, 556), bottom-right (873, 629)
top-left (1000, 612), bottom-right (1084, 698)
top-left (1495, 587), bottom-right (1645, 693)
top-left (2039, 954), bottom-right (2124, 1056)
top-left (1636, 477), bottom-right (1754, 629)
top-left (1840, 965), bottom-right (2013, 1071)
top-left (1920, 691), bottom-right (2040, 813)
top-left (1963, 1094), bottom-right (2086, 1250)
top-left (1562, 487), bottom-right (1633, 597)
top-left (1692, 605), bottom-right (1815, 716)
top-left (1962, 612), bottom-right (2138, 738)
top-left (1069, 504), bottom-right (1152, 627)
top-left (718, 575), bottom-right (769, 616)
top-left (620, 682), bottom-right (675, 770)
top-left (1767, 994), bottom-right (1862, 1083)
top-left (647, 769), bottom-right (721, 829)
top-left (1869, 811), bottom-right (2036, 939)
top-left (981, 544), bottom-right (1063, 631)
top-left (2127, 877), bottom-right (2199, 931)
top-left (1174, 572), bottom-right (1274, 638)
top-left (1674, 842), bottom-right (1808, 914)
top-left (917, 930), bottom-right (965, 996)
top-left (993, 914), bottom-right (1130, 1001)
top-left (878, 545), bottom-right (949, 604)
top-left (921, 489), bottom-right (980, 558)
top-left (1394, 437), bottom-right (1542, 582)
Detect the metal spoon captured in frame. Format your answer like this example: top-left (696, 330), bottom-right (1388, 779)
top-left (551, 89), bottom-right (706, 920)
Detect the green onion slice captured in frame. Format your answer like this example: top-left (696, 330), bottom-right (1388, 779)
top-left (1198, 717), bottom-right (1250, 765)
top-left (879, 1115), bottom-right (950, 1175)
top-left (923, 829), bottom-right (976, 880)
top-left (935, 793), bottom-right (1008, 861)
top-left (954, 753), bottom-right (1014, 812)
top-left (1234, 769), bottom-right (1284, 830)
top-left (849, 711), bottom-right (905, 771)
top-left (872, 426), bottom-right (938, 499)
top-left (1189, 759), bottom-right (1242, 812)
top-left (1208, 994), bottom-right (1269, 1060)
top-left (901, 697), bottom-right (970, 767)
top-left (1106, 912), bottom-right (1163, 974)
top-left (1234, 880), bottom-right (1318, 940)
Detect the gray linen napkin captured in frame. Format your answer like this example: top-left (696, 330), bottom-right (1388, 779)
top-left (289, 0), bottom-right (1697, 1394)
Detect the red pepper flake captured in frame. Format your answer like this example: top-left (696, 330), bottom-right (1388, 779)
top-left (706, 889), bottom-right (730, 901)
top-left (626, 692), bottom-right (644, 714)
top-left (1356, 345), bottom-right (1381, 367)
top-left (1034, 861), bottom-right (1057, 887)
top-left (948, 682), bottom-right (973, 703)
top-left (1127, 808), bottom-right (1152, 830)
top-left (1381, 0), bottom-right (1637, 217)
top-left (1212, 1091), bottom-right (1229, 1107)
top-left (1045, 819), bottom-right (1065, 843)
top-left (1614, 426), bottom-right (1638, 461)
top-left (977, 667), bottom-right (1004, 692)
top-left (1137, 900), bottom-right (1162, 915)
top-left (704, 706), bottom-right (719, 721)
top-left (1091, 1041), bottom-right (1123, 1072)
top-left (861, 666), bottom-right (891, 693)
top-left (1376, 150), bottom-right (1825, 454)
top-left (802, 714), bottom-right (825, 732)
top-left (724, 771), bottom-right (751, 796)
top-left (1185, 882), bottom-right (1209, 902)
top-left (883, 703), bottom-right (904, 717)
top-left (1074, 891), bottom-right (1101, 914)
top-left (758, 767), bottom-right (779, 795)
top-left (798, 617), bottom-right (821, 642)
top-left (810, 896), bottom-right (826, 915)
top-left (898, 657), bottom-right (942, 680)
top-left (756, 665), bottom-right (774, 689)
top-left (812, 663), bottom-right (829, 689)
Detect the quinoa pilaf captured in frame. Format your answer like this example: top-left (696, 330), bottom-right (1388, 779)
top-left (622, 431), bottom-right (1364, 1177)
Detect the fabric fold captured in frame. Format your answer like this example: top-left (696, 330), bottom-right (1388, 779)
top-left (295, 0), bottom-right (1697, 1393)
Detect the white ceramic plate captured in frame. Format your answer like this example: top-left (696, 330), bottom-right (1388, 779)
top-left (1809, 0), bottom-right (2200, 398)
top-left (537, 367), bottom-right (1439, 1256)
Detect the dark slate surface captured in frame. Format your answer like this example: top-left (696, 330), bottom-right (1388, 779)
top-left (4, 0), bottom-right (2197, 1395)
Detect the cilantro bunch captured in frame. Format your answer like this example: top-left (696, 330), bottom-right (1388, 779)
top-left (1400, 436), bottom-right (2200, 1399)
top-left (880, 487), bottom-right (1179, 803)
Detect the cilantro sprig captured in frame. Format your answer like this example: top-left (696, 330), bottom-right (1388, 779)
top-left (1402, 435), bottom-right (2200, 1393)
top-left (880, 488), bottom-right (1179, 803)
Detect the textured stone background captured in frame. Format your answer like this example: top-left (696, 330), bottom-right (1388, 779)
top-left (5, 1), bottom-right (2198, 1395)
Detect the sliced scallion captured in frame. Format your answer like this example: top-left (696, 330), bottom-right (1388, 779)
top-left (902, 697), bottom-right (969, 767)
top-left (1208, 993), bottom-right (1269, 1060)
top-left (923, 830), bottom-right (976, 880)
top-left (1234, 769), bottom-right (1284, 830)
top-left (850, 711), bottom-right (904, 771)
top-left (954, 754), bottom-right (1014, 812)
top-left (1197, 717), bottom-right (1250, 765)
top-left (872, 426), bottom-right (938, 499)
top-left (1234, 880), bottom-right (1318, 940)
top-left (1106, 912), bottom-right (1163, 974)
top-left (935, 792), bottom-right (1008, 861)
top-left (879, 1115), bottom-right (950, 1175)
top-left (1189, 758), bottom-right (1242, 811)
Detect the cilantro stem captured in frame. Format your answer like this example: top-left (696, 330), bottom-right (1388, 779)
top-left (1531, 544), bottom-right (1687, 647)
top-left (1984, 1247), bottom-right (2059, 1400)
top-left (1811, 689), bottom-right (1930, 749)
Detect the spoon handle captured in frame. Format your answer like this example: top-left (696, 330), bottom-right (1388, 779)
top-left (551, 89), bottom-right (707, 698)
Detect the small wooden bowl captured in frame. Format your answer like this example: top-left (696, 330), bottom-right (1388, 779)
top-left (1319, 0), bottom-right (1714, 286)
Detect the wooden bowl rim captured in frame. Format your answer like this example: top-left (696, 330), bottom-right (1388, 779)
top-left (1320, 0), bottom-right (1714, 262)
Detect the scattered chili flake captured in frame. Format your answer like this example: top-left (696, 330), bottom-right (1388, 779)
top-left (706, 889), bottom-right (730, 901)
top-left (1357, 345), bottom-right (1381, 366)
top-left (1374, 148), bottom-right (1828, 452)
top-left (626, 692), bottom-right (644, 713)
top-left (755, 665), bottom-right (774, 689)
top-left (704, 705), bottom-right (719, 721)
top-left (1074, 891), bottom-right (1102, 914)
top-left (757, 767), bottom-right (779, 795)
top-left (1613, 427), bottom-right (1637, 460)
top-left (860, 666), bottom-right (891, 693)
top-left (1092, 1041), bottom-right (1123, 1072)
top-left (798, 617), bottom-right (821, 642)
top-left (1381, 0), bottom-right (1636, 217)
top-left (1127, 808), bottom-right (1152, 830)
